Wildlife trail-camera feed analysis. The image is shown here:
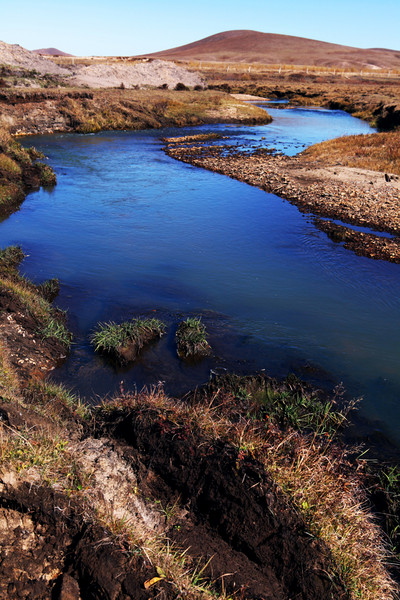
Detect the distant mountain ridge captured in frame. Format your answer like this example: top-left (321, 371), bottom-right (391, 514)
top-left (33, 47), bottom-right (73, 57)
top-left (144, 30), bottom-right (400, 70)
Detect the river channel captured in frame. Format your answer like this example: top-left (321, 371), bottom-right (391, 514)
top-left (3, 106), bottom-right (400, 447)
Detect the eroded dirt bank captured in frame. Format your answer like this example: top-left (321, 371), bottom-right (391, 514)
top-left (164, 141), bottom-right (400, 263)
top-left (0, 88), bottom-right (270, 135)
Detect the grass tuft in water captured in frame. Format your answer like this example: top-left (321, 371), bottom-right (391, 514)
top-left (176, 317), bottom-right (211, 359)
top-left (91, 317), bottom-right (165, 363)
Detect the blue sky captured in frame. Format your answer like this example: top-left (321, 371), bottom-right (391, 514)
top-left (2, 0), bottom-right (400, 56)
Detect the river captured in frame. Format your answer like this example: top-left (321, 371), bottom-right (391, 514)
top-left (3, 105), bottom-right (400, 448)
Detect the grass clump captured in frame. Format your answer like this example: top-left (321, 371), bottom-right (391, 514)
top-left (41, 318), bottom-right (72, 349)
top-left (0, 153), bottom-right (22, 178)
top-left (219, 373), bottom-right (354, 436)
top-left (0, 245), bottom-right (25, 273)
top-left (37, 277), bottom-right (60, 301)
top-left (36, 162), bottom-right (57, 186)
top-left (176, 317), bottom-right (211, 359)
top-left (91, 317), bottom-right (165, 363)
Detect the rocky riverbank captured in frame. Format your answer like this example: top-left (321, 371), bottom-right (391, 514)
top-left (164, 141), bottom-right (400, 263)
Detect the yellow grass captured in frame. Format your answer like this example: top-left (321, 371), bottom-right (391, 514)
top-left (303, 131), bottom-right (400, 175)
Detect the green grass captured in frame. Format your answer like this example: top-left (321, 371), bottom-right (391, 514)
top-left (24, 380), bottom-right (90, 423)
top-left (234, 374), bottom-right (354, 436)
top-left (176, 317), bottom-right (211, 358)
top-left (91, 317), bottom-right (165, 354)
top-left (37, 277), bottom-right (60, 301)
top-left (41, 318), bottom-right (72, 348)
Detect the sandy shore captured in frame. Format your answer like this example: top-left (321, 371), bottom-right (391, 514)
top-left (164, 141), bottom-right (400, 263)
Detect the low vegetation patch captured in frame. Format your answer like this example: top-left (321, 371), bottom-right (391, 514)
top-left (303, 131), bottom-right (400, 175)
top-left (37, 277), bottom-right (60, 302)
top-left (40, 318), bottom-right (72, 349)
top-left (91, 317), bottom-right (165, 364)
top-left (176, 317), bottom-right (211, 358)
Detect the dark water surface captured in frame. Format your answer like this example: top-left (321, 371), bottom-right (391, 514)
top-left (3, 107), bottom-right (400, 445)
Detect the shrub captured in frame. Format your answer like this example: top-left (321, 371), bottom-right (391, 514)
top-left (174, 82), bottom-right (189, 91)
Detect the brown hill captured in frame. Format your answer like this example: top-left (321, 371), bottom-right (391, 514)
top-left (145, 30), bottom-right (400, 70)
top-left (33, 47), bottom-right (74, 57)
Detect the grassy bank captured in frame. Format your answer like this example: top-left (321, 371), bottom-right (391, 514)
top-left (303, 131), bottom-right (400, 176)
top-left (0, 245), bottom-right (71, 384)
top-left (202, 70), bottom-right (400, 129)
top-left (0, 88), bottom-right (271, 135)
top-left (0, 128), bottom-right (56, 215)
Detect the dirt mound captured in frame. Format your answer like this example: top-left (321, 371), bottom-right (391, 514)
top-left (145, 29), bottom-right (400, 70)
top-left (70, 59), bottom-right (203, 89)
top-left (0, 40), bottom-right (70, 76)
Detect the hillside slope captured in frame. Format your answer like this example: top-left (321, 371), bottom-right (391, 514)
top-left (145, 30), bottom-right (400, 69)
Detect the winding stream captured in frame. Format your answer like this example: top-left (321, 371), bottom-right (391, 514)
top-left (3, 106), bottom-right (400, 447)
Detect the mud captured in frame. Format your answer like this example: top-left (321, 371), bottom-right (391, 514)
top-left (163, 142), bottom-right (400, 263)
top-left (314, 218), bottom-right (400, 262)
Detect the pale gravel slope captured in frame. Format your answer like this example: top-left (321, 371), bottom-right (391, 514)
top-left (0, 41), bottom-right (70, 75)
top-left (69, 59), bottom-right (204, 88)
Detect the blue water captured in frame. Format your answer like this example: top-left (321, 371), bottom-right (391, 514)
top-left (3, 107), bottom-right (399, 446)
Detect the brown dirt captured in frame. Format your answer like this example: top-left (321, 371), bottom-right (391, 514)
top-left (0, 288), bottom-right (67, 381)
top-left (0, 477), bottom-right (170, 600)
top-left (163, 141), bottom-right (400, 263)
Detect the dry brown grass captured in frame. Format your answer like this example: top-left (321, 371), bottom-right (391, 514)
top-left (303, 131), bottom-right (400, 175)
